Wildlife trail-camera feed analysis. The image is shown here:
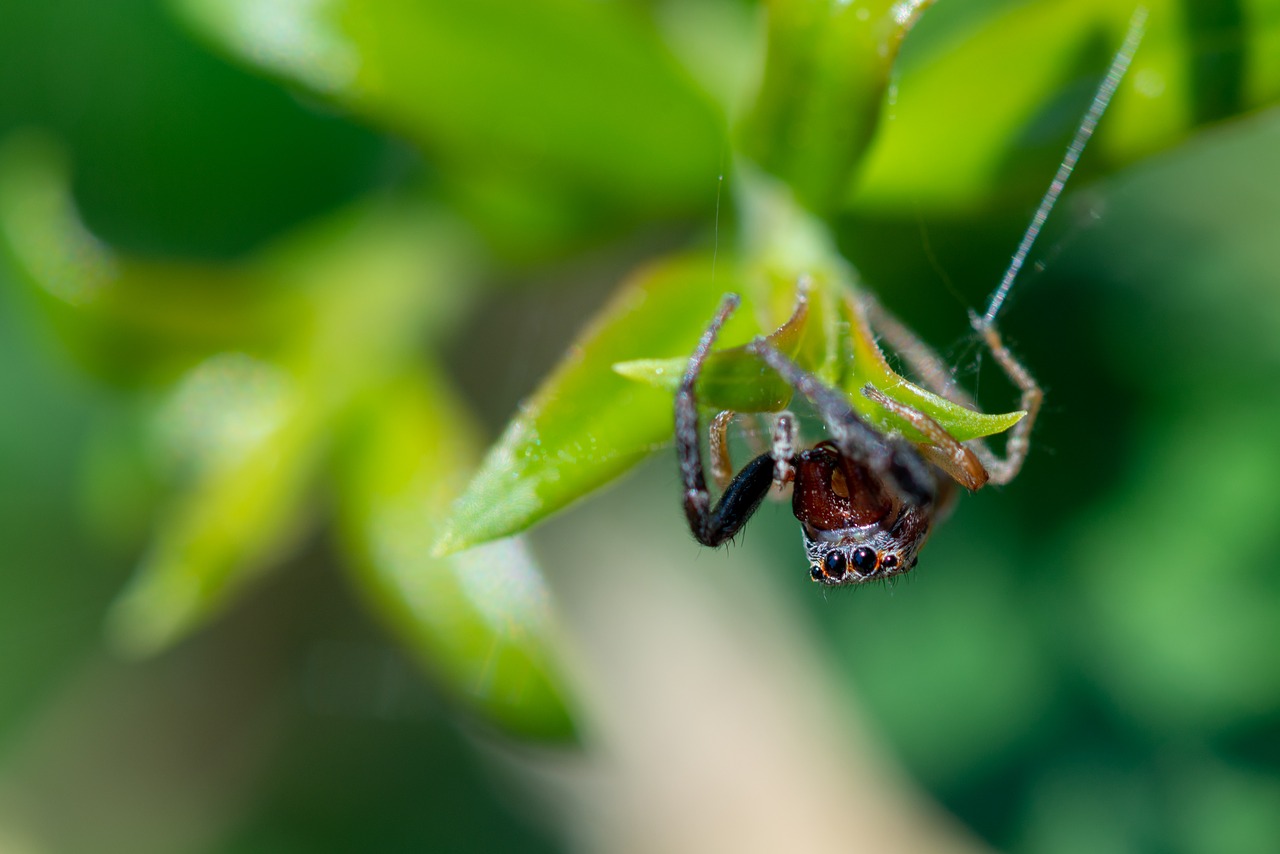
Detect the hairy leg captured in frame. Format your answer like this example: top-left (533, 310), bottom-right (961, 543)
top-left (709, 410), bottom-right (737, 491)
top-left (969, 313), bottom-right (1043, 485)
top-left (860, 385), bottom-right (987, 491)
top-left (861, 293), bottom-right (978, 409)
top-left (862, 293), bottom-right (1042, 487)
top-left (676, 296), bottom-right (778, 546)
top-left (770, 411), bottom-right (797, 488)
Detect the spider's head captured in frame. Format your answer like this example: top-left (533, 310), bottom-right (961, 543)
top-left (801, 508), bottom-right (930, 586)
top-left (791, 443), bottom-right (936, 585)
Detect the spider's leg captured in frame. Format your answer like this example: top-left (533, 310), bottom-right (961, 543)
top-left (709, 410), bottom-right (737, 491)
top-left (711, 409), bottom-right (792, 493)
top-left (862, 293), bottom-right (978, 409)
top-left (677, 296), bottom-right (778, 547)
top-left (861, 385), bottom-right (987, 491)
top-left (969, 313), bottom-right (1043, 485)
top-left (745, 339), bottom-right (937, 507)
top-left (864, 294), bottom-right (1042, 487)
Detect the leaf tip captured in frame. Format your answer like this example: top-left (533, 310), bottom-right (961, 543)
top-left (611, 357), bottom-right (682, 391)
top-left (430, 528), bottom-right (464, 558)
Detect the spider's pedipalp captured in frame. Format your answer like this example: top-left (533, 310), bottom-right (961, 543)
top-left (770, 410), bottom-right (797, 488)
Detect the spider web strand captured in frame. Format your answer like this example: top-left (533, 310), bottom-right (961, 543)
top-left (982, 5), bottom-right (1148, 326)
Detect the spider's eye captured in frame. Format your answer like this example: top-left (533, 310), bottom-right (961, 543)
top-left (822, 551), bottom-right (846, 578)
top-left (851, 546), bottom-right (878, 573)
top-left (810, 565), bottom-right (822, 581)
top-left (880, 554), bottom-right (899, 571)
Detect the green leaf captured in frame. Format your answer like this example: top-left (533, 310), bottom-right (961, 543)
top-left (739, 0), bottom-right (935, 211)
top-left (105, 354), bottom-right (320, 655)
top-left (613, 282), bottom-right (1022, 443)
top-left (834, 289), bottom-right (1024, 442)
top-left (334, 368), bottom-right (575, 740)
top-left (0, 132), bottom-right (288, 385)
top-left (436, 255), bottom-right (773, 555)
top-left (171, 0), bottom-right (724, 217)
top-left (104, 201), bottom-right (476, 654)
top-left (850, 0), bottom-right (1280, 213)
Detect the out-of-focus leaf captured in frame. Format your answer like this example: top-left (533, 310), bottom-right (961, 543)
top-left (0, 133), bottom-right (288, 384)
top-left (1071, 398), bottom-right (1280, 730)
top-left (739, 0), bottom-right (935, 211)
top-left (105, 358), bottom-right (319, 655)
top-left (436, 255), bottom-right (775, 555)
top-left (850, 0), bottom-right (1280, 213)
top-left (335, 369), bottom-right (575, 740)
top-left (172, 0), bottom-right (724, 218)
top-left (107, 202), bottom-right (477, 654)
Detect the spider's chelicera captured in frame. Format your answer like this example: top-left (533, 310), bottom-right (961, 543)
top-left (674, 290), bottom-right (1041, 586)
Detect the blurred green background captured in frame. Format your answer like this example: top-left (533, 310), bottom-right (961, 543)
top-left (2, 0), bottom-right (1280, 852)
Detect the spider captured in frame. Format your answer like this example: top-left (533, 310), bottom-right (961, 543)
top-left (675, 287), bottom-right (1041, 586)
top-left (672, 3), bottom-right (1146, 585)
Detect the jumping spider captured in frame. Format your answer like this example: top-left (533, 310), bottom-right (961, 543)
top-left (670, 4), bottom-right (1144, 584)
top-left (675, 289), bottom-right (1041, 586)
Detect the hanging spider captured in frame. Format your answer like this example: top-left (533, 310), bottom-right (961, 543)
top-left (674, 10), bottom-right (1145, 585)
top-left (675, 289), bottom-right (1039, 586)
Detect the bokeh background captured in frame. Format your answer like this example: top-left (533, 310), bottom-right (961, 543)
top-left (2, 0), bottom-right (1280, 852)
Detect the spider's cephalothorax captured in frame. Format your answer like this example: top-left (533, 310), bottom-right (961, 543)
top-left (792, 441), bottom-right (950, 586)
top-left (675, 291), bottom-right (1039, 585)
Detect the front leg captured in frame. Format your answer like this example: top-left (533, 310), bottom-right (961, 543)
top-left (676, 295), bottom-right (778, 547)
top-left (684, 453), bottom-right (776, 547)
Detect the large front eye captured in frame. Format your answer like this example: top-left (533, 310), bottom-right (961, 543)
top-left (851, 546), bottom-right (878, 573)
top-left (822, 551), bottom-right (846, 578)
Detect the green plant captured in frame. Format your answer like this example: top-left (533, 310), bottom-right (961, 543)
top-left (4, 0), bottom-right (1279, 746)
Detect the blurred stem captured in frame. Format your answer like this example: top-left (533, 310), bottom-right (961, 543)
top-left (735, 165), bottom-right (848, 383)
top-left (739, 0), bottom-right (935, 212)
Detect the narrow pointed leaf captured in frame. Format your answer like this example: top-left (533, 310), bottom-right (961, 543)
top-left (837, 290), bottom-right (1025, 442)
top-left (611, 282), bottom-right (812, 412)
top-left (335, 369), bottom-right (575, 740)
top-left (106, 203), bottom-right (475, 654)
